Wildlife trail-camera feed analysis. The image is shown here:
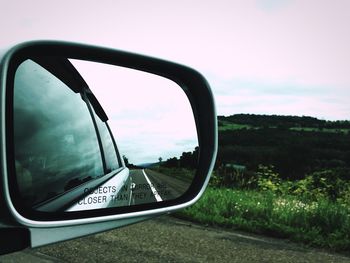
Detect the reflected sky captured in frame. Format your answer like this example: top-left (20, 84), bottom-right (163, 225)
top-left (71, 60), bottom-right (198, 165)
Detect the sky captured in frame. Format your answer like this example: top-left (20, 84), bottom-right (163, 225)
top-left (70, 59), bottom-right (198, 164)
top-left (2, 0), bottom-right (350, 162)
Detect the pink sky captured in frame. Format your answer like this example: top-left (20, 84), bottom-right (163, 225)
top-left (2, 0), bottom-right (350, 120)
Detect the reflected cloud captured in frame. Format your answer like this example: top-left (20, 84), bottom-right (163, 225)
top-left (71, 60), bottom-right (199, 165)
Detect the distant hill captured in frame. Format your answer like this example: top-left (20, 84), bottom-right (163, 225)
top-left (218, 114), bottom-right (350, 133)
top-left (159, 114), bottom-right (350, 181)
top-left (216, 114), bottom-right (350, 180)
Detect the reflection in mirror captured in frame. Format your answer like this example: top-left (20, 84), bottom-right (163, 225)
top-left (13, 57), bottom-right (198, 213)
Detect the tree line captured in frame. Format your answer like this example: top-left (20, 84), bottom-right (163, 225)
top-left (161, 146), bottom-right (199, 169)
top-left (219, 114), bottom-right (350, 129)
top-left (149, 112), bottom-right (350, 197)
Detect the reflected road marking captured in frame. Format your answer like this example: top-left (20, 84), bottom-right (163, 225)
top-left (142, 169), bottom-right (163, 202)
top-left (128, 179), bottom-right (134, 206)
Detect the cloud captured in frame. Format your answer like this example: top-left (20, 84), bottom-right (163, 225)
top-left (256, 0), bottom-right (292, 11)
top-left (3, 0), bottom-right (350, 122)
top-left (213, 77), bottom-right (350, 120)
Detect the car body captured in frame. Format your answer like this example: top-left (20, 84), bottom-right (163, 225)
top-left (14, 56), bottom-right (130, 213)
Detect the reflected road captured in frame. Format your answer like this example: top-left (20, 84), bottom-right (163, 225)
top-left (115, 168), bottom-right (190, 206)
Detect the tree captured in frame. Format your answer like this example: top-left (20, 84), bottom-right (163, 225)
top-left (123, 155), bottom-right (129, 167)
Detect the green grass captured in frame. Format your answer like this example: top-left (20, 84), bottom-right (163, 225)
top-left (290, 127), bottom-right (350, 134)
top-left (218, 121), bottom-right (253, 131)
top-left (218, 120), bottom-right (350, 134)
top-left (176, 187), bottom-right (350, 251)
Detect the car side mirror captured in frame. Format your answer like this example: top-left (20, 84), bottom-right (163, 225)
top-left (0, 41), bottom-right (217, 254)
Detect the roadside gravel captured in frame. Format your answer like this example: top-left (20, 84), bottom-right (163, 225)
top-left (1, 215), bottom-right (349, 262)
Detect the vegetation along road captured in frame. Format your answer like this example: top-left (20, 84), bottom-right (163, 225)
top-left (1, 216), bottom-right (349, 262)
top-left (2, 114), bottom-right (350, 261)
top-left (160, 114), bottom-right (350, 251)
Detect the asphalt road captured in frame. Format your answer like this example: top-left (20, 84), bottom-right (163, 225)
top-left (75, 168), bottom-right (190, 210)
top-left (127, 169), bottom-right (190, 205)
top-left (144, 169), bottom-right (190, 199)
top-left (1, 216), bottom-right (349, 263)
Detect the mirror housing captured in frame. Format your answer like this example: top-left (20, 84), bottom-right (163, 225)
top-left (0, 41), bottom-right (217, 253)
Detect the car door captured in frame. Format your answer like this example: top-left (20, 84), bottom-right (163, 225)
top-left (13, 58), bottom-right (129, 213)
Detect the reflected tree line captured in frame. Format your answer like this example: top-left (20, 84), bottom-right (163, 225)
top-left (123, 148), bottom-right (199, 183)
top-left (123, 147), bottom-right (199, 170)
top-left (161, 146), bottom-right (199, 169)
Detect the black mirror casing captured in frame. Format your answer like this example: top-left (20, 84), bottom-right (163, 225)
top-left (0, 41), bottom-right (217, 253)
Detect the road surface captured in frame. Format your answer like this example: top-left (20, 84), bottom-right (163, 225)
top-left (106, 168), bottom-right (190, 207)
top-left (1, 216), bottom-right (349, 262)
top-left (69, 168), bottom-right (191, 211)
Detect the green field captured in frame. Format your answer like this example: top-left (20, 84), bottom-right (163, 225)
top-left (218, 121), bottom-right (253, 131)
top-left (219, 120), bottom-right (350, 134)
top-left (290, 127), bottom-right (350, 134)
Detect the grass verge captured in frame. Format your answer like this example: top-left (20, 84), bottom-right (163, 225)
top-left (175, 187), bottom-right (350, 251)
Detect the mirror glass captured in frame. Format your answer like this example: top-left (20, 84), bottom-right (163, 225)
top-left (13, 57), bottom-right (198, 212)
